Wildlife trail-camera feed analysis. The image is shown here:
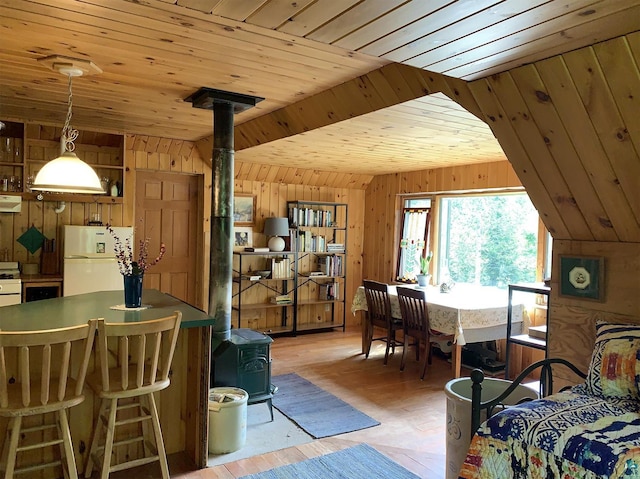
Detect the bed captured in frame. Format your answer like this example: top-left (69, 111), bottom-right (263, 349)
top-left (459, 321), bottom-right (640, 479)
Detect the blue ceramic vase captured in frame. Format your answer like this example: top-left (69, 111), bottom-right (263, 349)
top-left (123, 273), bottom-right (143, 308)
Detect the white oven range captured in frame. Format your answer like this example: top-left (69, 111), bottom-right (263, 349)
top-left (0, 262), bottom-right (21, 307)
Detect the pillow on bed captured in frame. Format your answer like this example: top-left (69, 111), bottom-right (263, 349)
top-left (585, 320), bottom-right (640, 400)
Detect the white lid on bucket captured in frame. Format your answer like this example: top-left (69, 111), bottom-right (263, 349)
top-left (208, 388), bottom-right (248, 412)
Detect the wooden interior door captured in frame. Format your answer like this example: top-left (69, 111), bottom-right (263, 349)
top-left (135, 171), bottom-right (200, 305)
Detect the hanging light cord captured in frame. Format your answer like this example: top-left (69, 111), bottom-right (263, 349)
top-left (62, 73), bottom-right (79, 153)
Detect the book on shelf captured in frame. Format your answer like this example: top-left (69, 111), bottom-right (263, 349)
top-left (271, 257), bottom-right (292, 279)
top-left (317, 254), bottom-right (343, 277)
top-left (270, 294), bottom-right (293, 305)
top-left (244, 247), bottom-right (270, 252)
top-left (319, 281), bottom-right (339, 301)
top-left (326, 243), bottom-right (344, 253)
top-left (528, 325), bottom-right (547, 340)
top-left (241, 275), bottom-right (261, 281)
top-left (289, 206), bottom-right (333, 228)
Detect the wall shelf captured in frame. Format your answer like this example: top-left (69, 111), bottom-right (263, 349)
top-left (0, 119), bottom-right (124, 201)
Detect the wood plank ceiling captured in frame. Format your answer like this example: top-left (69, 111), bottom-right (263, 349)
top-left (1, 0), bottom-right (638, 175)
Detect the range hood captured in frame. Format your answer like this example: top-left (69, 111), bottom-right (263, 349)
top-left (0, 195), bottom-right (22, 213)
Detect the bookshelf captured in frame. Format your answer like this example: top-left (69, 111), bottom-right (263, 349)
top-left (231, 201), bottom-right (348, 335)
top-left (232, 251), bottom-right (296, 334)
top-left (288, 200), bottom-right (347, 334)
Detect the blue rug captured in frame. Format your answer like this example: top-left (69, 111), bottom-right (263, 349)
top-left (239, 443), bottom-right (420, 478)
top-left (271, 373), bottom-right (380, 439)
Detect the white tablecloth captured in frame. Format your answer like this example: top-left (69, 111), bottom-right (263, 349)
top-left (351, 284), bottom-right (524, 346)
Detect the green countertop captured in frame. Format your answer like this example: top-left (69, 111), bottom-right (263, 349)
top-left (0, 289), bottom-right (215, 331)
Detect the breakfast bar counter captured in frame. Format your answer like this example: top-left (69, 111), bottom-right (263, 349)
top-left (0, 288), bottom-right (215, 330)
top-left (0, 289), bottom-right (215, 470)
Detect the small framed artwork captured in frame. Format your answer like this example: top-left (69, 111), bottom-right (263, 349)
top-left (559, 255), bottom-right (604, 301)
top-left (233, 227), bottom-right (253, 251)
top-left (233, 194), bottom-right (255, 226)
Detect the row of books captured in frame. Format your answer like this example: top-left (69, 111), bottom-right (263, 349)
top-left (319, 282), bottom-right (340, 301)
top-left (296, 231), bottom-right (345, 253)
top-left (318, 254), bottom-right (343, 277)
top-left (289, 207), bottom-right (333, 227)
top-left (271, 257), bottom-right (291, 279)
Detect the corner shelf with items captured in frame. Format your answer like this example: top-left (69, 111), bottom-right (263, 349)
top-left (504, 283), bottom-right (550, 379)
top-left (0, 119), bottom-right (124, 202)
top-left (232, 251), bottom-right (296, 335)
top-left (288, 200), bottom-right (347, 334)
top-left (0, 121), bottom-right (25, 194)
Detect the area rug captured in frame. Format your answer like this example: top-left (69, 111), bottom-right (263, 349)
top-left (207, 402), bottom-right (313, 466)
top-left (239, 443), bottom-right (420, 478)
top-left (271, 373), bottom-right (380, 439)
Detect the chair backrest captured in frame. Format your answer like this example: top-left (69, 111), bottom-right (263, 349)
top-left (363, 280), bottom-right (392, 327)
top-left (0, 320), bottom-right (97, 412)
top-left (96, 311), bottom-right (182, 394)
top-left (396, 287), bottom-right (429, 334)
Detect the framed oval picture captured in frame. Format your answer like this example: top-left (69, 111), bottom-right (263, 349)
top-left (233, 194), bottom-right (255, 226)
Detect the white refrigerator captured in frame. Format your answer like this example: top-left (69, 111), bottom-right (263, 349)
top-left (63, 225), bottom-right (134, 297)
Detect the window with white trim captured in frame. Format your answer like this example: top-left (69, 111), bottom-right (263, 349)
top-left (396, 198), bottom-right (432, 283)
top-left (437, 193), bottom-right (538, 288)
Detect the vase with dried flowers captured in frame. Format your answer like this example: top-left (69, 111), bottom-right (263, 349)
top-left (106, 224), bottom-right (166, 308)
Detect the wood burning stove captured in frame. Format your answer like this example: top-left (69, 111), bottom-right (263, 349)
top-left (211, 328), bottom-right (274, 420)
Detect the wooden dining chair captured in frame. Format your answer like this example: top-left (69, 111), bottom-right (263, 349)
top-left (363, 280), bottom-right (403, 365)
top-left (0, 320), bottom-right (97, 479)
top-left (396, 287), bottom-right (455, 379)
top-left (84, 311), bottom-right (182, 479)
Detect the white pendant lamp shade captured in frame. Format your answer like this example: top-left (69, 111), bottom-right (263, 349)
top-left (31, 57), bottom-right (106, 195)
top-left (31, 151), bottom-right (104, 194)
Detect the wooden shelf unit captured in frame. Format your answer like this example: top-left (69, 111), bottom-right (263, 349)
top-left (231, 201), bottom-right (348, 336)
top-left (232, 250), bottom-right (296, 334)
top-left (504, 282), bottom-right (550, 379)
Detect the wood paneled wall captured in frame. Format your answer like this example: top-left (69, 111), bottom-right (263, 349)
top-left (458, 33), bottom-right (640, 383)
top-left (362, 160), bottom-right (522, 284)
top-left (548, 240), bottom-right (640, 384)
top-left (465, 33), bottom-right (640, 244)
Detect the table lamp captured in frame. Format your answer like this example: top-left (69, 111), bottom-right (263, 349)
top-left (264, 217), bottom-right (289, 252)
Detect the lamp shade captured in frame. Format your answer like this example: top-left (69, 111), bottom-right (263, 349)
top-left (263, 217), bottom-right (289, 237)
top-left (264, 217), bottom-right (289, 252)
top-left (31, 151), bottom-right (105, 194)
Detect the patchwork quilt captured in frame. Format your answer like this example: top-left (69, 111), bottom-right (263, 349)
top-left (459, 386), bottom-right (640, 479)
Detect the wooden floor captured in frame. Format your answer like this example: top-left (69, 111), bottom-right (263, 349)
top-left (172, 326), bottom-right (458, 479)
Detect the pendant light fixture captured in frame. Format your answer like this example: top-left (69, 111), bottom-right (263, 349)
top-left (32, 56), bottom-right (105, 194)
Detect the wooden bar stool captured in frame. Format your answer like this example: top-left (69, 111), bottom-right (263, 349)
top-left (0, 320), bottom-right (97, 479)
top-left (84, 312), bottom-right (181, 479)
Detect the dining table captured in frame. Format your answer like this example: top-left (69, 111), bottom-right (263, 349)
top-left (0, 289), bottom-right (216, 468)
top-left (351, 283), bottom-right (524, 378)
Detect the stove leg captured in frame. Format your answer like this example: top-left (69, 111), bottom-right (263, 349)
top-left (267, 398), bottom-right (274, 422)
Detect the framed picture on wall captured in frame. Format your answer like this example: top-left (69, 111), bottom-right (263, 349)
top-left (233, 194), bottom-right (255, 226)
top-left (559, 255), bottom-right (604, 301)
top-left (233, 227), bottom-right (253, 251)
